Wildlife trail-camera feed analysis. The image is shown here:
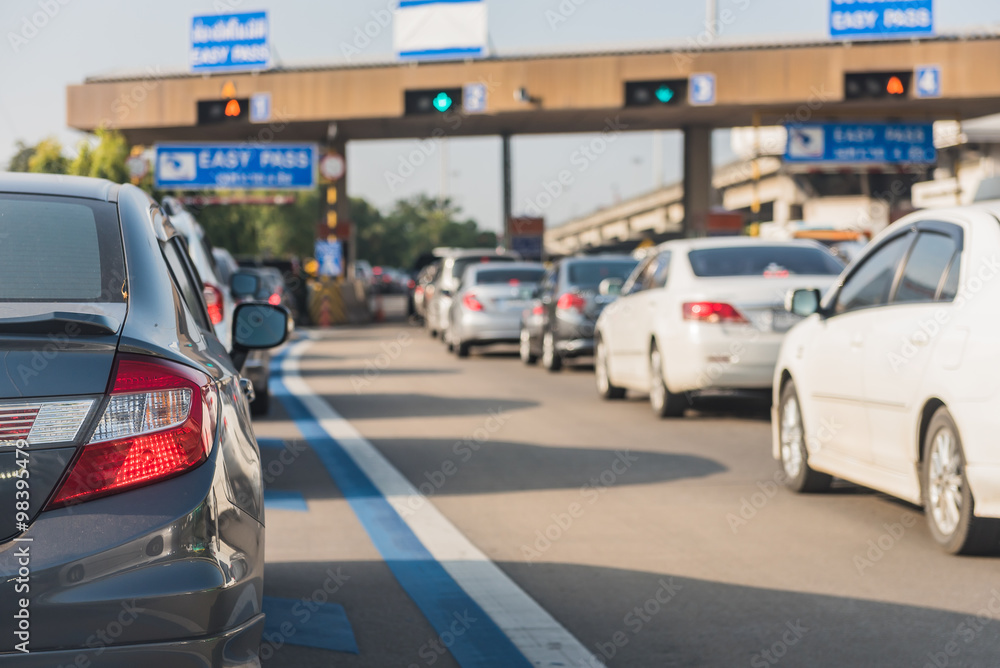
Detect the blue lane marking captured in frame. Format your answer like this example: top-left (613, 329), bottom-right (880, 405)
top-left (263, 596), bottom-right (359, 654)
top-left (264, 490), bottom-right (309, 512)
top-left (257, 438), bottom-right (288, 450)
top-left (270, 347), bottom-right (532, 668)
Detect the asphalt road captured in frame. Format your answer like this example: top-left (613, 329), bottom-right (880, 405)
top-left (254, 303), bottom-right (1000, 668)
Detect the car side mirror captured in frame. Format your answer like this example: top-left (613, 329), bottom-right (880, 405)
top-left (599, 278), bottom-right (624, 297)
top-left (233, 303), bottom-right (289, 350)
top-left (786, 288), bottom-right (821, 317)
top-left (230, 271), bottom-right (261, 300)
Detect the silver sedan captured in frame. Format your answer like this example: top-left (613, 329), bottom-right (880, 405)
top-left (445, 262), bottom-right (546, 358)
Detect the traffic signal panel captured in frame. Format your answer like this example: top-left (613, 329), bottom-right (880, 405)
top-left (624, 80), bottom-right (688, 107)
top-left (197, 98), bottom-right (249, 124)
top-left (405, 89), bottom-right (463, 115)
top-left (844, 72), bottom-right (912, 100)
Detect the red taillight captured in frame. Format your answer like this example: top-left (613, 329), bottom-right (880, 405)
top-left (532, 304), bottom-right (545, 316)
top-left (47, 355), bottom-right (217, 509)
top-left (268, 293), bottom-right (282, 306)
top-left (683, 302), bottom-right (748, 324)
top-left (463, 294), bottom-right (484, 312)
top-left (203, 283), bottom-right (225, 325)
top-left (408, 279), bottom-right (416, 289)
top-left (415, 286), bottom-right (424, 296)
top-left (556, 292), bottom-right (587, 313)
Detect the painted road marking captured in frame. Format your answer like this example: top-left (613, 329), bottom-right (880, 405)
top-left (263, 597), bottom-right (359, 653)
top-left (273, 338), bottom-right (601, 668)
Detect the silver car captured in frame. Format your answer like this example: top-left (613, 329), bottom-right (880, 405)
top-left (445, 262), bottom-right (546, 358)
top-left (425, 248), bottom-right (521, 339)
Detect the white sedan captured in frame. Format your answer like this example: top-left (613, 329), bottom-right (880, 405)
top-left (774, 205), bottom-right (1000, 554)
top-left (595, 237), bottom-right (843, 417)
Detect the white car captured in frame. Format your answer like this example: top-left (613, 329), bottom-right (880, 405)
top-left (161, 197), bottom-right (235, 349)
top-left (595, 238), bottom-right (843, 417)
top-left (774, 206), bottom-right (1000, 555)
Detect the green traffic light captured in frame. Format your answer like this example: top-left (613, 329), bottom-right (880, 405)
top-left (655, 86), bottom-right (675, 104)
top-left (433, 92), bottom-right (453, 112)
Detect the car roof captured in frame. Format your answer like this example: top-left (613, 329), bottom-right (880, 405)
top-left (441, 248), bottom-right (511, 258)
top-left (563, 254), bottom-right (637, 264)
top-left (0, 172), bottom-right (119, 202)
top-left (467, 261), bottom-right (544, 273)
top-left (653, 237), bottom-right (828, 253)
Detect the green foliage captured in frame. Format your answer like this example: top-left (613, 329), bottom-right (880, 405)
top-left (355, 195), bottom-right (497, 269)
top-left (7, 141), bottom-right (35, 172)
top-left (69, 141), bottom-right (94, 177)
top-left (195, 189), bottom-right (320, 258)
top-left (27, 137), bottom-right (69, 174)
top-left (85, 129), bottom-right (129, 183)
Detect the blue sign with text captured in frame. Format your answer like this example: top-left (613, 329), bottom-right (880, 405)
top-left (191, 11), bottom-right (270, 72)
top-left (316, 240), bottom-right (343, 277)
top-left (785, 123), bottom-right (936, 165)
top-left (155, 144), bottom-right (317, 190)
top-left (830, 0), bottom-right (933, 40)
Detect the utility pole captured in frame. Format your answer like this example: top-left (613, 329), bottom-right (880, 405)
top-left (706, 0), bottom-right (718, 39)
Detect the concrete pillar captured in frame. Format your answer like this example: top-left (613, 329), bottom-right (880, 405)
top-left (683, 126), bottom-right (713, 237)
top-left (502, 133), bottom-right (512, 247)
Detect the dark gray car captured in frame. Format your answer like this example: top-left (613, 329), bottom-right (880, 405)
top-left (0, 173), bottom-right (288, 666)
top-left (520, 255), bottom-right (639, 371)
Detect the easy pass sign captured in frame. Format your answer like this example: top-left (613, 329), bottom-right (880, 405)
top-left (155, 144), bottom-right (317, 190)
top-left (830, 0), bottom-right (933, 40)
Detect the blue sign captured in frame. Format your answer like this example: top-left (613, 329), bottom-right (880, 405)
top-left (785, 123), bottom-right (936, 165)
top-left (830, 0), bottom-right (933, 40)
top-left (915, 65), bottom-right (942, 98)
top-left (690, 73), bottom-right (716, 106)
top-left (154, 144), bottom-right (317, 190)
top-left (190, 11), bottom-right (269, 72)
top-left (510, 236), bottom-right (544, 261)
top-left (315, 240), bottom-right (343, 277)
top-left (250, 92), bottom-right (272, 123)
top-left (463, 83), bottom-right (487, 114)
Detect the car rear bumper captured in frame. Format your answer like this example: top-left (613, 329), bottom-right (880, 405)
top-left (556, 337), bottom-right (595, 357)
top-left (0, 440), bottom-right (264, 658)
top-left (664, 326), bottom-right (784, 393)
top-left (0, 614), bottom-right (264, 668)
top-left (458, 311), bottom-right (521, 343)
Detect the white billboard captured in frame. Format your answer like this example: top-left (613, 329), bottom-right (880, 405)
top-left (394, 0), bottom-right (487, 61)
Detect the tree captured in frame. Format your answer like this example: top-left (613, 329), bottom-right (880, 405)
top-left (7, 141), bottom-right (34, 172)
top-left (86, 129), bottom-right (129, 183)
top-left (355, 195), bottom-right (497, 269)
top-left (27, 137), bottom-right (68, 174)
top-left (69, 140), bottom-right (94, 177)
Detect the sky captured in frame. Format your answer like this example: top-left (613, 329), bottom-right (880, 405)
top-left (2, 0), bottom-right (1000, 233)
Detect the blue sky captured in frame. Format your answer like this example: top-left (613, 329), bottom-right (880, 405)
top-left (2, 0), bottom-right (1000, 233)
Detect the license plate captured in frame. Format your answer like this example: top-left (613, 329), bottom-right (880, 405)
top-left (772, 309), bottom-right (801, 332)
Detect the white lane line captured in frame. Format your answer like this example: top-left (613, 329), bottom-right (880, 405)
top-left (281, 338), bottom-right (601, 668)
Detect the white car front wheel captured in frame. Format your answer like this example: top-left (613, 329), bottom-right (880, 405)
top-left (778, 380), bottom-right (832, 493)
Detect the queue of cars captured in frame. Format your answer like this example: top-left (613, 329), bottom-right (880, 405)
top-left (0, 173), bottom-right (289, 663)
top-left (422, 220), bottom-right (1000, 556)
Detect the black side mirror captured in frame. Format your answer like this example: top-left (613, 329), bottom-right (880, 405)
top-left (233, 303), bottom-right (289, 350)
top-left (786, 288), bottom-right (822, 317)
top-left (230, 270), bottom-right (261, 301)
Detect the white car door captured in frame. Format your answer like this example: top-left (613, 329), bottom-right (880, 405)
top-left (602, 255), bottom-right (659, 387)
top-left (803, 232), bottom-right (914, 468)
top-left (862, 223), bottom-right (962, 487)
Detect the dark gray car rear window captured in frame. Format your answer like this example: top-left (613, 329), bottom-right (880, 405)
top-left (688, 246), bottom-right (844, 278)
top-left (0, 195), bottom-right (126, 302)
top-left (475, 269), bottom-right (545, 285)
top-left (567, 261), bottom-right (639, 287)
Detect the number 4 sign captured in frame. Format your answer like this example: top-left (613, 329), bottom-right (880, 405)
top-left (915, 66), bottom-right (941, 99)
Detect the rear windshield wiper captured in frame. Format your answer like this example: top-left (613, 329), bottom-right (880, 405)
top-left (0, 311), bottom-right (119, 336)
